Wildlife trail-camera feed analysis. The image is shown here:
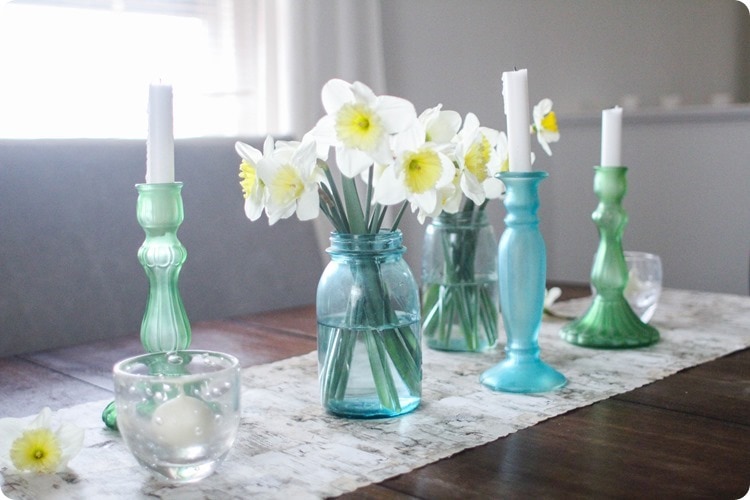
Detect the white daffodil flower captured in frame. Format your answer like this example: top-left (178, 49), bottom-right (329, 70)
top-left (374, 119), bottom-right (455, 217)
top-left (311, 79), bottom-right (417, 178)
top-left (419, 104), bottom-right (461, 144)
top-left (256, 139), bottom-right (324, 225)
top-left (412, 168), bottom-right (462, 223)
top-left (236, 136), bottom-right (273, 221)
top-left (0, 407), bottom-right (84, 474)
top-left (455, 113), bottom-right (503, 205)
top-left (532, 98), bottom-right (559, 156)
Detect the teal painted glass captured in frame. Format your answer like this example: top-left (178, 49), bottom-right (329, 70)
top-left (103, 182), bottom-right (192, 430)
top-left (317, 231), bottom-right (421, 418)
top-left (421, 210), bottom-right (499, 352)
top-left (480, 172), bottom-right (566, 393)
top-left (560, 167), bottom-right (659, 347)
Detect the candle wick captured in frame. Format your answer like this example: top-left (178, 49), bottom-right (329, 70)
top-left (514, 66), bottom-right (518, 71)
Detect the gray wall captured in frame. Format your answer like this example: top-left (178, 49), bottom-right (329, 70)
top-left (542, 107), bottom-right (750, 295)
top-left (381, 0), bottom-right (750, 295)
top-left (381, 0), bottom-right (748, 119)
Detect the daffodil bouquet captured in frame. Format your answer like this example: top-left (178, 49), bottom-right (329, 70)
top-left (235, 79), bottom-right (558, 414)
top-left (419, 98), bottom-right (559, 351)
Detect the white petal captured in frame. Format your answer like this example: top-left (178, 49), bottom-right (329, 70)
top-left (392, 121), bottom-right (426, 154)
top-left (350, 81), bottom-right (378, 105)
top-left (55, 423), bottom-right (84, 470)
top-left (244, 196), bottom-right (264, 221)
top-left (411, 190), bottom-right (437, 214)
top-left (537, 134), bottom-right (553, 156)
top-left (262, 135), bottom-right (275, 156)
top-left (0, 417), bottom-right (25, 467)
top-left (436, 153), bottom-right (457, 188)
top-left (321, 79), bottom-right (353, 115)
top-left (28, 407), bottom-right (52, 429)
top-left (372, 168), bottom-right (407, 205)
top-left (375, 95), bottom-right (417, 133)
top-left (483, 177), bottom-right (506, 200)
top-left (295, 189), bottom-right (320, 221)
top-left (266, 202), bottom-right (295, 226)
top-left (534, 98), bottom-right (553, 121)
top-left (336, 146), bottom-right (374, 178)
top-left (255, 156), bottom-right (280, 184)
top-left (235, 141), bottom-right (262, 163)
top-left (427, 110), bottom-right (461, 143)
top-left (292, 139), bottom-right (318, 172)
top-left (462, 112), bottom-right (480, 134)
top-left (460, 173), bottom-right (486, 205)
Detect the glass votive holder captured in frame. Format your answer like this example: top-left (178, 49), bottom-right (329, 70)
top-left (623, 251), bottom-right (663, 323)
top-left (113, 350), bottom-right (241, 483)
top-left (590, 251), bottom-right (663, 323)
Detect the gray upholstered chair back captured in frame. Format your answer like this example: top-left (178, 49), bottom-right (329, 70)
top-left (0, 138), bottom-right (323, 356)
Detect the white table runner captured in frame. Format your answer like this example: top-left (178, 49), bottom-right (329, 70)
top-left (3, 289), bottom-right (750, 499)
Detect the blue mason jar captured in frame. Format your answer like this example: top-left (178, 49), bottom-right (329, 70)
top-left (316, 230), bottom-right (421, 418)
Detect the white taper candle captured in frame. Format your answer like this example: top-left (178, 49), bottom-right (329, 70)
top-left (146, 83), bottom-right (175, 183)
top-left (600, 106), bottom-right (623, 167)
top-left (502, 68), bottom-right (532, 172)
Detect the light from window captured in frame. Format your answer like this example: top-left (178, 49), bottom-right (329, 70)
top-left (0, 1), bottom-right (268, 139)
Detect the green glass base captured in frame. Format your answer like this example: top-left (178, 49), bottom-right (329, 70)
top-left (560, 295), bottom-right (659, 348)
top-left (102, 400), bottom-right (118, 430)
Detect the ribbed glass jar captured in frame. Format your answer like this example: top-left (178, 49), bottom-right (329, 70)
top-left (421, 211), bottom-right (499, 352)
top-left (316, 231), bottom-right (421, 418)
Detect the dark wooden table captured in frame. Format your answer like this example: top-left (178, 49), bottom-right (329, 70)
top-left (1, 284), bottom-right (748, 499)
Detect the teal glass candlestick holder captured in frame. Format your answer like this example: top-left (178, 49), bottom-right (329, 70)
top-left (560, 167), bottom-right (659, 348)
top-left (103, 182), bottom-right (192, 430)
top-left (480, 171), bottom-right (566, 393)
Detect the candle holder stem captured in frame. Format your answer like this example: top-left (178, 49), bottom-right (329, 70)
top-left (103, 182), bottom-right (191, 430)
top-left (480, 172), bottom-right (566, 393)
top-left (135, 182), bottom-right (191, 352)
top-left (560, 167), bottom-right (659, 347)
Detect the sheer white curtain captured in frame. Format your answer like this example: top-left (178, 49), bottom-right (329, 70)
top-left (261, 0), bottom-right (387, 138)
top-left (256, 0), bottom-right (389, 253)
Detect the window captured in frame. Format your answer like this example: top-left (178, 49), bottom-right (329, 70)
top-left (0, 0), bottom-right (280, 138)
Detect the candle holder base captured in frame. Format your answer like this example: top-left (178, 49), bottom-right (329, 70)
top-left (480, 351), bottom-right (566, 393)
top-left (560, 295), bottom-right (659, 348)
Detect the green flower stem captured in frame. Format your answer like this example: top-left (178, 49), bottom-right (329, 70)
top-left (365, 331), bottom-right (401, 412)
top-left (342, 176), bottom-right (366, 234)
top-left (421, 205), bottom-right (498, 351)
top-left (320, 259), bottom-right (420, 413)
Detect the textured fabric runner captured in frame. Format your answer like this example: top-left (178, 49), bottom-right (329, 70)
top-left (3, 289), bottom-right (750, 499)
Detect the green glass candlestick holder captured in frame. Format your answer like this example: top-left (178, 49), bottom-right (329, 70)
top-left (560, 167), bottom-right (659, 348)
top-left (135, 182), bottom-right (191, 352)
top-left (103, 182), bottom-right (192, 430)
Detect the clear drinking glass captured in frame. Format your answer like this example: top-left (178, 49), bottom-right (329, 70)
top-left (623, 251), bottom-right (663, 323)
top-left (113, 350), bottom-right (241, 482)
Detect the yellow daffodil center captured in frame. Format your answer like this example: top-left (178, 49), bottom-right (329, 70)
top-left (268, 164), bottom-right (304, 204)
top-left (239, 160), bottom-right (258, 199)
top-left (541, 111), bottom-right (558, 133)
top-left (465, 135), bottom-right (492, 182)
top-left (404, 150), bottom-right (442, 194)
top-left (10, 428), bottom-right (62, 473)
top-left (335, 103), bottom-right (384, 152)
